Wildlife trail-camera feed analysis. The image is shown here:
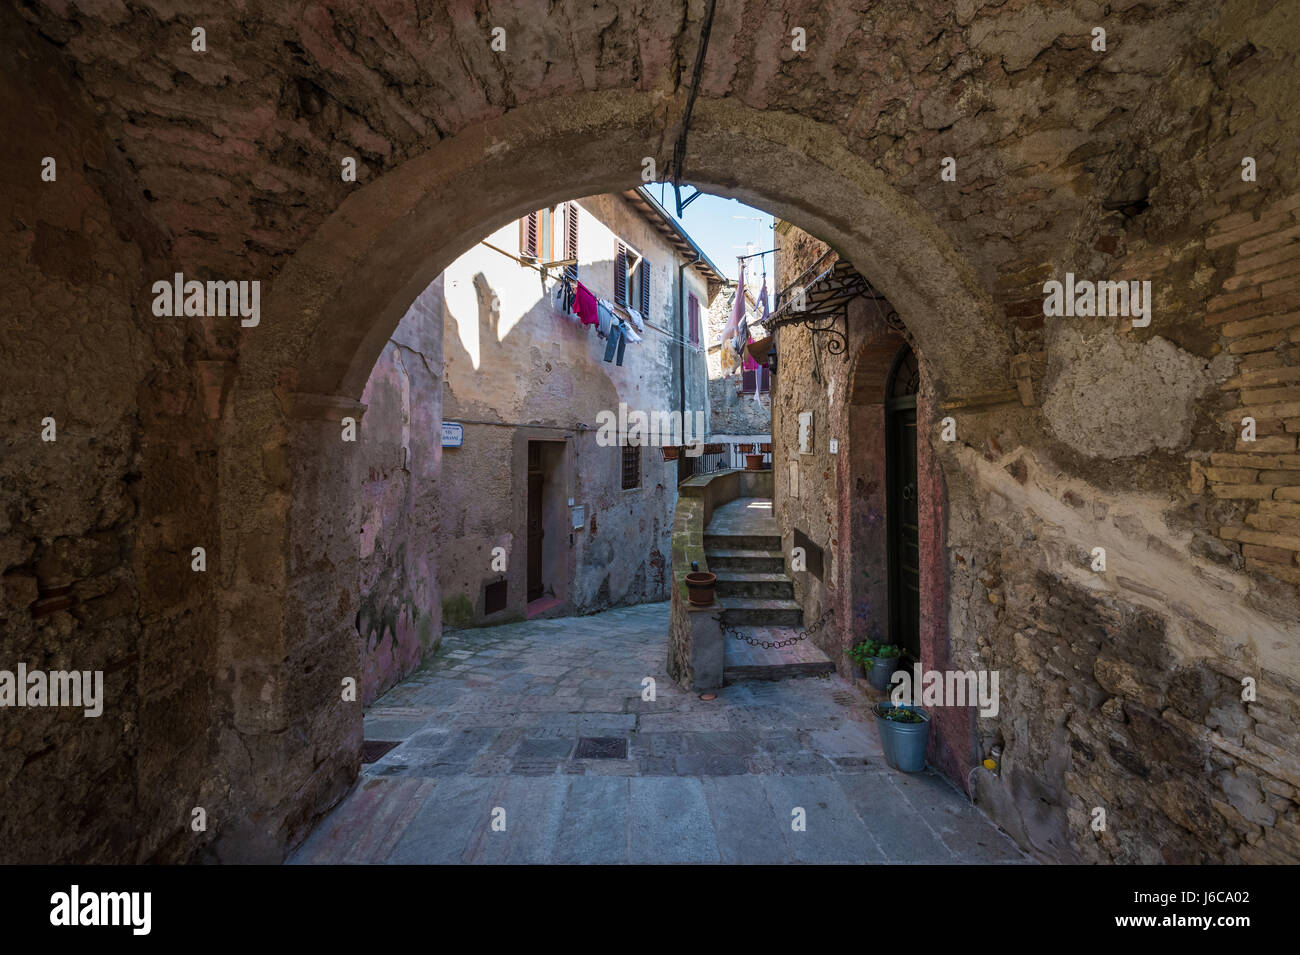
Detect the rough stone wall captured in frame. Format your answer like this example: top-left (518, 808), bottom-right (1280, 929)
top-left (0, 11), bottom-right (220, 863)
top-left (772, 4), bottom-right (1300, 863)
top-left (8, 0), bottom-right (1300, 864)
top-left (356, 281), bottom-right (443, 705)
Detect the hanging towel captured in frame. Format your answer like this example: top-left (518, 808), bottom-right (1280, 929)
top-left (624, 305), bottom-right (645, 332)
top-left (574, 281), bottom-right (598, 326)
top-left (622, 322), bottom-right (642, 344)
top-left (720, 266), bottom-right (745, 345)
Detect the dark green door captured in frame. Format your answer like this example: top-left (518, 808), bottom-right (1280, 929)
top-left (886, 348), bottom-right (921, 662)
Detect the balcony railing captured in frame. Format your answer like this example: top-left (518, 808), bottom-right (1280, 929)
top-left (676, 436), bottom-right (772, 482)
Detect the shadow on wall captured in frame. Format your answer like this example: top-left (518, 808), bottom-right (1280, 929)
top-left (385, 254), bottom-right (677, 634)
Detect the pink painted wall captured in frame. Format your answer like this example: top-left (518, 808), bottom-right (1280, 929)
top-left (356, 279), bottom-right (444, 705)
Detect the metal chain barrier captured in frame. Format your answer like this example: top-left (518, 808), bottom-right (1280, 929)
top-left (720, 607), bottom-right (834, 649)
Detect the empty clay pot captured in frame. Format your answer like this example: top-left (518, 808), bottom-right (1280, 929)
top-left (685, 571), bottom-right (717, 606)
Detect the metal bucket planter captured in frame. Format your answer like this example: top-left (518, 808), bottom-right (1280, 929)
top-left (872, 702), bottom-right (931, 773)
top-left (685, 571), bottom-right (717, 606)
top-left (868, 655), bottom-right (898, 691)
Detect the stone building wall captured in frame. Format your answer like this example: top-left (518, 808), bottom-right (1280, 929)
top-left (706, 283), bottom-right (772, 436)
top-left (6, 0), bottom-right (1299, 865)
top-left (356, 281), bottom-right (443, 705)
top-left (772, 21), bottom-right (1300, 864)
top-left (0, 10), bottom-right (222, 863)
top-left (437, 194), bottom-right (713, 626)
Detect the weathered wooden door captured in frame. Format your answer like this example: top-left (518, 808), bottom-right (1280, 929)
top-left (527, 444), bottom-right (544, 601)
top-left (886, 347), bottom-right (921, 661)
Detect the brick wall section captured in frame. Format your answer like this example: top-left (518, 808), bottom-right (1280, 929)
top-left (1202, 192), bottom-right (1300, 586)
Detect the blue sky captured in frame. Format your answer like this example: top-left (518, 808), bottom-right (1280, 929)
top-left (651, 185), bottom-right (775, 293)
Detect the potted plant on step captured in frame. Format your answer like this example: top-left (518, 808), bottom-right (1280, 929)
top-left (845, 639), bottom-right (877, 680)
top-left (868, 643), bottom-right (901, 691)
top-left (872, 701), bottom-right (931, 773)
top-left (685, 561), bottom-right (716, 606)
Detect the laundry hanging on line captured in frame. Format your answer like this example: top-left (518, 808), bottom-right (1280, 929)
top-left (602, 320), bottom-right (627, 366)
top-left (552, 275), bottom-right (578, 320)
top-left (573, 281), bottom-right (599, 325)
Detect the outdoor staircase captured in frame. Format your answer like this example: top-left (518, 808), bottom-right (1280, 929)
top-left (703, 499), bottom-right (835, 683)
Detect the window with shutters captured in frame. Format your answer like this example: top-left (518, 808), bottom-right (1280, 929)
top-left (520, 206), bottom-right (560, 263)
top-left (615, 241), bottom-right (649, 315)
top-left (688, 292), bottom-right (701, 345)
top-left (563, 202), bottom-right (579, 281)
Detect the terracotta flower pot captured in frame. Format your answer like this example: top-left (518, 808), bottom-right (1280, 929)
top-left (745, 453), bottom-right (764, 471)
top-left (662, 446), bottom-right (679, 461)
top-left (685, 571), bottom-right (717, 606)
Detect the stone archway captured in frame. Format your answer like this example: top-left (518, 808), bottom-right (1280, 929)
top-left (212, 91), bottom-right (1008, 860)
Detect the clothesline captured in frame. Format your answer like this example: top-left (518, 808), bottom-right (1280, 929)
top-left (480, 239), bottom-right (572, 279)
top-left (479, 238), bottom-right (712, 352)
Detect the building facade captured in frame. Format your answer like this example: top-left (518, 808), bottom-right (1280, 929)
top-left (432, 189), bottom-right (721, 631)
top-left (706, 281), bottom-right (773, 440)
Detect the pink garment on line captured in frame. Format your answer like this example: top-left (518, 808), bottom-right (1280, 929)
top-left (742, 334), bottom-right (760, 371)
top-left (574, 282), bottom-right (598, 325)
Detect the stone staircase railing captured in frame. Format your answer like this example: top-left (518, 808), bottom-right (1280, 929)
top-left (667, 468), bottom-right (775, 690)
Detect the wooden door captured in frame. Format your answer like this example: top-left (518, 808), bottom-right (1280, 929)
top-left (527, 445), bottom-right (544, 601)
top-left (886, 348), bottom-right (921, 662)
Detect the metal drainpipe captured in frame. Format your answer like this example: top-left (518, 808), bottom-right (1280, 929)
top-left (678, 251), bottom-right (701, 436)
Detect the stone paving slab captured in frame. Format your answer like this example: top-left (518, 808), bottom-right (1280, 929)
top-left (706, 497), bottom-right (780, 537)
top-left (288, 602), bottom-right (1031, 865)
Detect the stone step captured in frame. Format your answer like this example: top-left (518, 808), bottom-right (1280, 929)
top-left (706, 548), bottom-right (785, 573)
top-left (720, 597), bottom-right (803, 628)
top-left (723, 627), bottom-right (836, 683)
top-left (714, 571), bottom-right (795, 600)
top-left (705, 531), bottom-right (783, 552)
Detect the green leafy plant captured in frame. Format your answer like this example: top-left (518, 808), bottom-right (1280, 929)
top-left (878, 704), bottom-right (927, 723)
top-left (845, 640), bottom-right (877, 665)
top-left (874, 643), bottom-right (901, 659)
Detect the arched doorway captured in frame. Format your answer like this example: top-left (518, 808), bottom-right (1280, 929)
top-left (212, 96), bottom-right (1007, 860)
top-left (885, 346), bottom-right (921, 664)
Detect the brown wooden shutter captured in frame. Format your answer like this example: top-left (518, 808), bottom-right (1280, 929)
top-left (615, 242), bottom-right (627, 305)
top-left (564, 202), bottom-right (579, 281)
top-left (688, 293), bottom-right (700, 344)
top-left (639, 259), bottom-right (650, 316)
top-left (520, 212), bottom-right (538, 258)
